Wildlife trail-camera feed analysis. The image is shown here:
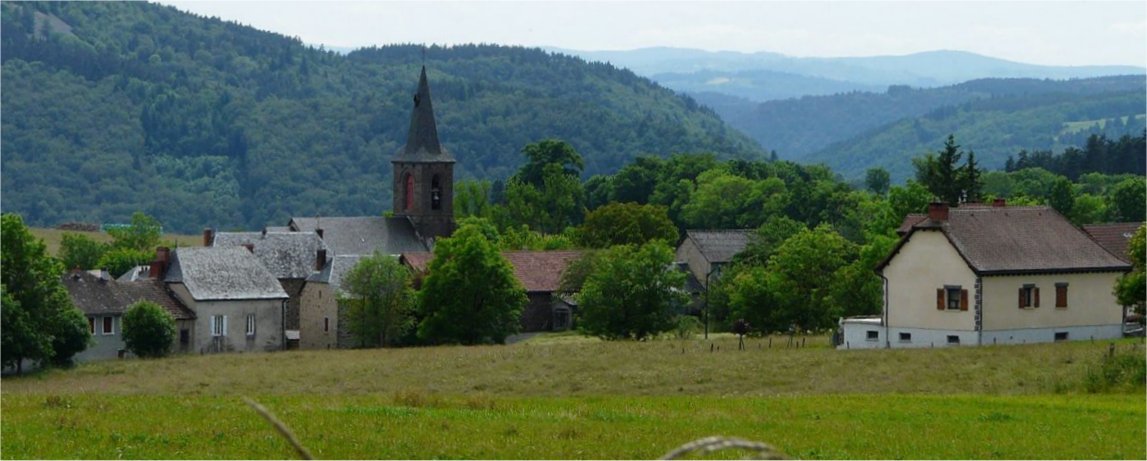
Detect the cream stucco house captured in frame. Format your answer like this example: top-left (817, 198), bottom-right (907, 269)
top-left (839, 201), bottom-right (1131, 349)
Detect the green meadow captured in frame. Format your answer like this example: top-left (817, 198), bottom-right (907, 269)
top-left (2, 335), bottom-right (1144, 459)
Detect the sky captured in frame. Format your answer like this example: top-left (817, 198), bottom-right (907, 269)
top-left (159, 1), bottom-right (1147, 67)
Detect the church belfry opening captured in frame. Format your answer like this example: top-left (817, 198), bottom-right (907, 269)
top-left (392, 66), bottom-right (456, 241)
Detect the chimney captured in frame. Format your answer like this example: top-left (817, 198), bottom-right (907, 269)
top-left (992, 198), bottom-right (1006, 208)
top-left (152, 246), bottom-right (171, 280)
top-left (243, 243), bottom-right (254, 253)
top-left (315, 249), bottom-right (327, 272)
top-left (928, 202), bottom-right (949, 222)
top-left (203, 228), bottom-right (215, 247)
top-left (316, 228), bottom-right (324, 239)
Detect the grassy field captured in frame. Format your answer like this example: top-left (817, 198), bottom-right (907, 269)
top-left (28, 227), bottom-right (204, 257)
top-left (2, 335), bottom-right (1144, 459)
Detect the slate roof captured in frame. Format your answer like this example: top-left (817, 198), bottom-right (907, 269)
top-left (880, 205), bottom-right (1132, 275)
top-left (1082, 222), bottom-right (1142, 263)
top-left (682, 229), bottom-right (755, 264)
top-left (306, 254), bottom-right (368, 296)
top-left (897, 214), bottom-right (927, 236)
top-left (289, 216), bottom-right (428, 256)
top-left (213, 231), bottom-right (327, 279)
top-left (400, 250), bottom-right (582, 293)
top-left (165, 247), bottom-right (288, 301)
top-left (393, 66), bottom-right (455, 163)
top-left (63, 271), bottom-right (195, 320)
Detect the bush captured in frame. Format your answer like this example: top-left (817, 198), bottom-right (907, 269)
top-left (674, 315), bottom-right (703, 340)
top-left (122, 301), bottom-right (175, 358)
top-left (1083, 349), bottom-right (1146, 393)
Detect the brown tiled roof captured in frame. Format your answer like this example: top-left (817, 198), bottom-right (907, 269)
top-left (400, 250), bottom-right (582, 293)
top-left (880, 205), bottom-right (1131, 275)
top-left (1082, 222), bottom-right (1142, 263)
top-left (683, 229), bottom-right (755, 263)
top-left (897, 214), bottom-right (927, 236)
top-left (62, 271), bottom-right (194, 320)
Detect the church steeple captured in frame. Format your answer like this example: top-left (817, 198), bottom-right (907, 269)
top-left (395, 66), bottom-right (454, 161)
top-left (392, 66), bottom-right (455, 241)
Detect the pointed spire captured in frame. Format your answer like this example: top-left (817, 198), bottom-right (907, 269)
top-left (396, 66), bottom-right (453, 161)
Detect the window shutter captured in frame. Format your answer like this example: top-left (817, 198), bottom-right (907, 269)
top-left (1056, 285), bottom-right (1067, 308)
top-left (960, 289), bottom-right (969, 311)
top-left (1018, 288), bottom-right (1024, 309)
top-left (1034, 287), bottom-right (1040, 308)
top-left (936, 289), bottom-right (945, 310)
top-left (210, 316), bottom-right (217, 336)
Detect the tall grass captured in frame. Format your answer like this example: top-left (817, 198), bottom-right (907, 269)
top-left (3, 336), bottom-right (1144, 459)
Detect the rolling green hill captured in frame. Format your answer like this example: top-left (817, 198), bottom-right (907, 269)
top-left (0, 2), bottom-right (764, 233)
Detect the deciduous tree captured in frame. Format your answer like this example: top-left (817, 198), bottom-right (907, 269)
top-left (122, 301), bottom-right (176, 358)
top-left (418, 221), bottom-right (526, 345)
top-left (575, 202), bottom-right (677, 248)
top-left (577, 241), bottom-right (686, 340)
top-left (342, 252), bottom-right (416, 348)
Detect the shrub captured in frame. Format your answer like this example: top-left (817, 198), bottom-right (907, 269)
top-left (122, 301), bottom-right (175, 358)
top-left (1083, 349), bottom-right (1146, 393)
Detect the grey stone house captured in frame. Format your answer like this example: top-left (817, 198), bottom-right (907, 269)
top-left (162, 246), bottom-right (289, 354)
top-left (209, 229), bottom-right (328, 347)
top-left (675, 229), bottom-right (755, 289)
top-left (62, 268), bottom-right (195, 362)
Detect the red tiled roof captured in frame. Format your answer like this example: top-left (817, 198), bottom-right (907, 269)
top-left (400, 250), bottom-right (582, 293)
top-left (1082, 223), bottom-right (1142, 263)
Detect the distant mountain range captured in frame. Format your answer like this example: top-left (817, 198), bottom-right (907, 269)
top-left (556, 47), bottom-right (1146, 101)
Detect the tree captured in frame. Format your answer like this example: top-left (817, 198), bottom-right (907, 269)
top-left (59, 232), bottom-right (109, 271)
top-left (122, 301), bottom-right (176, 358)
top-left (864, 167), bottom-right (890, 196)
top-left (454, 179), bottom-right (492, 219)
top-left (108, 212), bottom-right (163, 251)
top-left (1, 213), bottom-right (89, 373)
top-left (418, 221), bottom-right (527, 345)
top-left (576, 241), bottom-right (686, 340)
top-left (341, 252), bottom-right (416, 348)
top-left (97, 247), bottom-right (153, 279)
top-left (1048, 178), bottom-right (1076, 220)
top-left (734, 215), bottom-right (805, 267)
top-left (767, 225), bottom-right (857, 331)
top-left (914, 135), bottom-right (982, 205)
top-left (1116, 224), bottom-right (1145, 313)
top-left (963, 150), bottom-right (983, 203)
top-left (1108, 178), bottom-right (1146, 223)
top-left (575, 202), bottom-right (677, 248)
top-left (513, 139), bottom-right (584, 188)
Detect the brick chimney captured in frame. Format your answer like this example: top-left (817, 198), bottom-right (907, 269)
top-left (992, 198), bottom-right (1006, 207)
top-left (151, 246), bottom-right (171, 280)
top-left (928, 202), bottom-right (949, 222)
top-left (203, 228), bottom-right (215, 247)
top-left (315, 249), bottom-right (327, 272)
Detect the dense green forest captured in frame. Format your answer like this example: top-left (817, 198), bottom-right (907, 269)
top-left (701, 76), bottom-right (1145, 181)
top-left (0, 1), bottom-right (762, 233)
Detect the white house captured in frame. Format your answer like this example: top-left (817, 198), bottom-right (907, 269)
top-left (839, 201), bottom-right (1131, 349)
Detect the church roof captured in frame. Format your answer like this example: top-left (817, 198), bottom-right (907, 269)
top-left (288, 216), bottom-right (428, 256)
top-left (393, 66), bottom-right (455, 163)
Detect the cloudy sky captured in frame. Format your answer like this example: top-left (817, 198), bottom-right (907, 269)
top-left (160, 1), bottom-right (1146, 67)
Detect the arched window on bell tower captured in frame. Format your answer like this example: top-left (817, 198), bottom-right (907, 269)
top-left (431, 175), bottom-right (442, 211)
top-left (404, 173), bottom-right (415, 211)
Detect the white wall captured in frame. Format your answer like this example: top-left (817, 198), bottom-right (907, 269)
top-left (981, 272), bottom-right (1124, 331)
top-left (883, 230), bottom-right (977, 331)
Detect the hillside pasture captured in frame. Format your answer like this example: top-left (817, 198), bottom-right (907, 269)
top-left (29, 227), bottom-right (204, 257)
top-left (1, 336), bottom-right (1143, 459)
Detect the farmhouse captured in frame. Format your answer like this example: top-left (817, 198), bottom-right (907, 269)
top-left (160, 246), bottom-right (289, 353)
top-left (675, 229), bottom-right (754, 289)
top-left (61, 268), bottom-right (195, 362)
top-left (839, 201), bottom-right (1131, 349)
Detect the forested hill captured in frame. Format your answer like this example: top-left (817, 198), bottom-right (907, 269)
top-left (0, 2), bottom-right (764, 234)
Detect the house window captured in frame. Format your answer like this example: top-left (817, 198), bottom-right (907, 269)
top-left (936, 286), bottom-right (968, 311)
top-left (899, 332), bottom-right (911, 342)
top-left (102, 316), bottom-right (114, 335)
top-left (211, 315), bottom-right (227, 337)
top-left (1055, 283), bottom-right (1068, 308)
top-left (180, 329), bottom-right (190, 346)
top-left (947, 335), bottom-right (960, 345)
top-left (323, 317), bottom-right (330, 333)
top-left (866, 330), bottom-right (879, 341)
top-left (246, 314), bottom-right (256, 336)
top-left (1019, 284), bottom-right (1040, 308)
top-left (1054, 332), bottom-right (1068, 342)
top-left (89, 317), bottom-right (95, 335)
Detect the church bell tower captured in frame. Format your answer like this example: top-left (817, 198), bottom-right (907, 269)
top-left (392, 66), bottom-right (456, 240)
